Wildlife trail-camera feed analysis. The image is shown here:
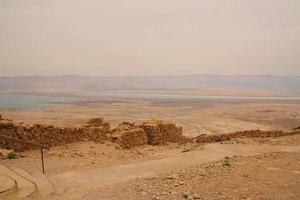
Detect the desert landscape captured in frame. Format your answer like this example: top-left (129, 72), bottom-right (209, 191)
top-left (1, 83), bottom-right (300, 199)
top-left (1, 0), bottom-right (300, 199)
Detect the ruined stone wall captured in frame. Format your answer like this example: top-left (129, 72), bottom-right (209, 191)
top-left (0, 118), bottom-right (110, 152)
top-left (0, 116), bottom-right (184, 151)
top-left (196, 130), bottom-right (300, 143)
top-left (111, 122), bottom-right (148, 148)
top-left (140, 120), bottom-right (184, 145)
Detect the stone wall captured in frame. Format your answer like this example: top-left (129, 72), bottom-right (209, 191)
top-left (111, 122), bottom-right (148, 148)
top-left (0, 116), bottom-right (184, 151)
top-left (196, 130), bottom-right (300, 143)
top-left (140, 120), bottom-right (184, 145)
top-left (0, 118), bottom-right (110, 152)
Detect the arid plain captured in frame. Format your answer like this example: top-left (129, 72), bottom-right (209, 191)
top-left (1, 96), bottom-right (300, 135)
top-left (1, 80), bottom-right (300, 200)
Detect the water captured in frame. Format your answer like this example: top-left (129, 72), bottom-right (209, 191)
top-left (1, 93), bottom-right (300, 109)
top-left (0, 94), bottom-right (78, 109)
top-left (98, 91), bottom-right (300, 101)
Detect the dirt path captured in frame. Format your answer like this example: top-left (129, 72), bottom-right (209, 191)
top-left (51, 143), bottom-right (300, 197)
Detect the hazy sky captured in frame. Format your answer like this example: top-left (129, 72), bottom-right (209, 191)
top-left (0, 0), bottom-right (299, 76)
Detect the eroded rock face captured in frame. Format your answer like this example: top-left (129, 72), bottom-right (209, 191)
top-left (140, 120), bottom-right (184, 145)
top-left (112, 122), bottom-right (148, 148)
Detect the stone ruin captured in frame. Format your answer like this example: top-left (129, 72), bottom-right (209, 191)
top-left (84, 118), bottom-right (111, 141)
top-left (0, 115), bottom-right (184, 151)
top-left (112, 122), bottom-right (148, 148)
top-left (140, 119), bottom-right (184, 145)
top-left (196, 129), bottom-right (300, 144)
top-left (84, 118), bottom-right (110, 129)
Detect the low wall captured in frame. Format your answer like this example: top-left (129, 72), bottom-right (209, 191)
top-left (0, 119), bottom-right (110, 152)
top-left (196, 130), bottom-right (300, 143)
top-left (0, 118), bottom-right (184, 151)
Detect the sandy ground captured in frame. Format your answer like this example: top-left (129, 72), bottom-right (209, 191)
top-left (1, 135), bottom-right (300, 200)
top-left (1, 98), bottom-right (300, 199)
top-left (1, 99), bottom-right (300, 136)
top-left (90, 151), bottom-right (300, 200)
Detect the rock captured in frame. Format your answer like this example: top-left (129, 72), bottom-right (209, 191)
top-left (166, 174), bottom-right (178, 179)
top-left (192, 194), bottom-right (201, 199)
top-left (223, 159), bottom-right (231, 167)
top-left (183, 192), bottom-right (190, 199)
top-left (187, 196), bottom-right (194, 200)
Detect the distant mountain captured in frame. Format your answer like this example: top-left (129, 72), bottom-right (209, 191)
top-left (0, 75), bottom-right (299, 96)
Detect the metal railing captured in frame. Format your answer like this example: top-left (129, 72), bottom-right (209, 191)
top-left (0, 134), bottom-right (50, 173)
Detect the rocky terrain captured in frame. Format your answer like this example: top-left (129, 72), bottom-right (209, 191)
top-left (1, 114), bottom-right (300, 200)
top-left (88, 151), bottom-right (300, 200)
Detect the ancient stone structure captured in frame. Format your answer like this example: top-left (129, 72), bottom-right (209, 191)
top-left (140, 119), bottom-right (184, 145)
top-left (196, 129), bottom-right (300, 143)
top-left (0, 115), bottom-right (184, 151)
top-left (112, 122), bottom-right (148, 148)
top-left (84, 118), bottom-right (111, 141)
top-left (0, 118), bottom-right (111, 152)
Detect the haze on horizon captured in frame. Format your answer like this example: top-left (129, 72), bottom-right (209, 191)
top-left (0, 0), bottom-right (299, 77)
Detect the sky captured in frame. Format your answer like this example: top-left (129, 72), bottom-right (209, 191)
top-left (0, 0), bottom-right (299, 76)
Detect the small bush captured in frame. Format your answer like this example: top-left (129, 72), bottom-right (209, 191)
top-left (7, 151), bottom-right (17, 159)
top-left (223, 158), bottom-right (231, 167)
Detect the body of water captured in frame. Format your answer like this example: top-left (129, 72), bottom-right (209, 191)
top-left (0, 94), bottom-right (78, 109)
top-left (0, 93), bottom-right (300, 109)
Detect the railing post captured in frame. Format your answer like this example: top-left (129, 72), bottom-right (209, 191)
top-left (41, 148), bottom-right (45, 174)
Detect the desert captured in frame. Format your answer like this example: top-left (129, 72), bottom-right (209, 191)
top-left (1, 0), bottom-right (300, 199)
top-left (1, 86), bottom-right (300, 199)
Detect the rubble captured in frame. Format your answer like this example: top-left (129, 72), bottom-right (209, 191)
top-left (84, 118), bottom-right (110, 130)
top-left (140, 120), bottom-right (184, 145)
